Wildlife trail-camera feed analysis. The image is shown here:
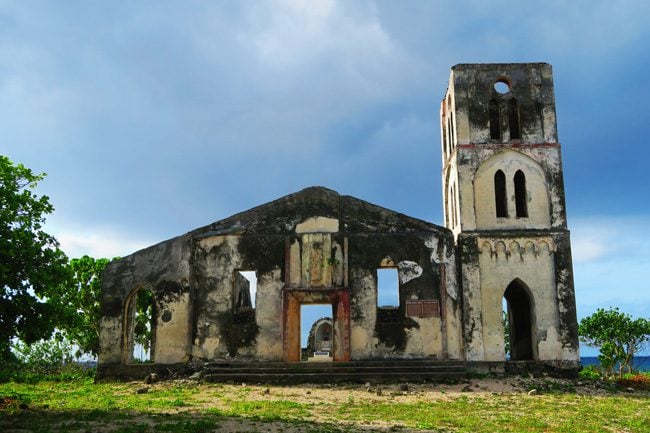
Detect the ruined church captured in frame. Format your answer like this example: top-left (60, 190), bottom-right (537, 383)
top-left (98, 63), bottom-right (580, 378)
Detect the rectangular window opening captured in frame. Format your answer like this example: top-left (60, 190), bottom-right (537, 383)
top-left (235, 270), bottom-right (257, 309)
top-left (377, 268), bottom-right (399, 307)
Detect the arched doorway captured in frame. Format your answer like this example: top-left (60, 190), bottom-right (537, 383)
top-left (503, 280), bottom-right (535, 360)
top-left (305, 316), bottom-right (333, 361)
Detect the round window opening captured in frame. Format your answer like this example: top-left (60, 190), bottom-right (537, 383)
top-left (494, 79), bottom-right (511, 94)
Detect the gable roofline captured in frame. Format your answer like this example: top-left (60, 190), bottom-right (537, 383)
top-left (190, 186), bottom-right (449, 237)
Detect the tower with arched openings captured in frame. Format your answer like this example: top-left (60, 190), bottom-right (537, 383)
top-left (440, 63), bottom-right (579, 363)
top-left (97, 63), bottom-right (580, 380)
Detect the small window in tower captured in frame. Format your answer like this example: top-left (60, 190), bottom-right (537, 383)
top-left (494, 78), bottom-right (511, 94)
top-left (489, 99), bottom-right (501, 140)
top-left (494, 170), bottom-right (508, 218)
top-left (514, 170), bottom-right (528, 217)
top-left (509, 98), bottom-right (521, 140)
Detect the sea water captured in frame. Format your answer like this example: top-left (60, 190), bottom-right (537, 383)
top-left (580, 356), bottom-right (650, 372)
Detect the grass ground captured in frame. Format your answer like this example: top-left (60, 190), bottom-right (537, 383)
top-left (1, 377), bottom-right (648, 433)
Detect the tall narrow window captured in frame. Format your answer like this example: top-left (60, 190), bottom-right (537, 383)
top-left (449, 111), bottom-right (456, 152)
top-left (451, 184), bottom-right (456, 227)
top-left (128, 288), bottom-right (154, 363)
top-left (442, 119), bottom-right (448, 158)
top-left (489, 99), bottom-right (501, 140)
top-left (508, 98), bottom-right (521, 140)
top-left (234, 270), bottom-right (257, 309)
top-left (447, 116), bottom-right (454, 152)
top-left (514, 170), bottom-right (528, 217)
top-left (494, 170), bottom-right (508, 217)
top-left (377, 268), bottom-right (399, 307)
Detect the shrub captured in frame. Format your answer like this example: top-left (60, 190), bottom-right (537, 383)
top-left (12, 336), bottom-right (74, 374)
top-left (578, 364), bottom-right (602, 380)
top-left (617, 372), bottom-right (650, 390)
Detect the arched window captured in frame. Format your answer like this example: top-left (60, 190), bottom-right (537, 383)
top-left (508, 98), bottom-right (521, 140)
top-left (514, 170), bottom-right (528, 217)
top-left (489, 99), bottom-right (501, 140)
top-left (494, 170), bottom-right (508, 217)
top-left (125, 288), bottom-right (155, 363)
top-left (442, 119), bottom-right (448, 158)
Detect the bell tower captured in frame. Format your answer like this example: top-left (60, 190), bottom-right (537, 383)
top-left (441, 63), bottom-right (579, 364)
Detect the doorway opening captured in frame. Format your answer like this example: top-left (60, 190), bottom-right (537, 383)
top-left (301, 304), bottom-right (333, 362)
top-left (283, 289), bottom-right (351, 362)
top-left (503, 279), bottom-right (535, 360)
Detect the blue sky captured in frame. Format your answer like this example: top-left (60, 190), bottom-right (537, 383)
top-left (2, 1), bottom-right (649, 356)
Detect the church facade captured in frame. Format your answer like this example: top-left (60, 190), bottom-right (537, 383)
top-left (98, 63), bottom-right (580, 376)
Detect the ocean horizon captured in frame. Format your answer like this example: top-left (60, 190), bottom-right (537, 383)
top-left (580, 356), bottom-right (650, 372)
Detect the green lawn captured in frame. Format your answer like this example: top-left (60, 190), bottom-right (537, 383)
top-left (1, 378), bottom-right (648, 433)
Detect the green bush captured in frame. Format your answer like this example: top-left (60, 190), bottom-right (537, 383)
top-left (0, 336), bottom-right (96, 383)
top-left (578, 365), bottom-right (602, 380)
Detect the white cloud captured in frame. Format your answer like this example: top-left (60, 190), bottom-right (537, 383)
top-left (570, 216), bottom-right (648, 263)
top-left (54, 227), bottom-right (153, 259)
top-left (571, 215), bottom-right (650, 325)
top-left (571, 235), bottom-right (607, 263)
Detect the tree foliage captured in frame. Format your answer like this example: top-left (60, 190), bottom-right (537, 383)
top-left (12, 334), bottom-right (74, 374)
top-left (579, 308), bottom-right (650, 376)
top-left (0, 156), bottom-right (68, 361)
top-left (51, 256), bottom-right (112, 358)
top-left (133, 289), bottom-right (154, 358)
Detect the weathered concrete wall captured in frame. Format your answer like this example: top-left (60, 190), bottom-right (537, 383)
top-left (449, 63), bottom-right (558, 146)
top-left (477, 236), bottom-right (559, 361)
top-left (459, 233), bottom-right (579, 362)
top-left (347, 229), bottom-right (458, 359)
top-left (102, 187), bottom-right (460, 366)
top-left (443, 63), bottom-right (579, 364)
top-left (99, 235), bottom-right (192, 365)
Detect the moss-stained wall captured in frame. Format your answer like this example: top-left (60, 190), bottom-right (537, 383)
top-left (99, 187), bottom-right (460, 367)
top-left (99, 235), bottom-right (192, 365)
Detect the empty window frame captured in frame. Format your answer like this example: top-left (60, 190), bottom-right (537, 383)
top-left (234, 270), bottom-right (257, 309)
top-left (489, 99), bottom-right (501, 140)
top-left (514, 170), bottom-right (528, 217)
top-left (129, 288), bottom-right (154, 363)
top-left (377, 268), bottom-right (399, 307)
top-left (508, 98), bottom-right (521, 140)
top-left (494, 170), bottom-right (508, 217)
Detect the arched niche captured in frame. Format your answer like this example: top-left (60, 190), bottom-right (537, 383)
top-left (474, 150), bottom-right (550, 230)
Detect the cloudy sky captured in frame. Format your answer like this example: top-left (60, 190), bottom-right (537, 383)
top-left (2, 1), bottom-right (649, 354)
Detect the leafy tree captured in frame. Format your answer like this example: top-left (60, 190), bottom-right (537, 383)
top-left (579, 308), bottom-right (650, 376)
top-left (53, 256), bottom-right (112, 358)
top-left (133, 289), bottom-right (154, 361)
top-left (0, 156), bottom-right (68, 361)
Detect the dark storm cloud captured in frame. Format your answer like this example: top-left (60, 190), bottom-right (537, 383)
top-left (1, 1), bottom-right (649, 322)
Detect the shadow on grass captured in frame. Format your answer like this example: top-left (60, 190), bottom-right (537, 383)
top-left (1, 407), bottom-right (404, 433)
